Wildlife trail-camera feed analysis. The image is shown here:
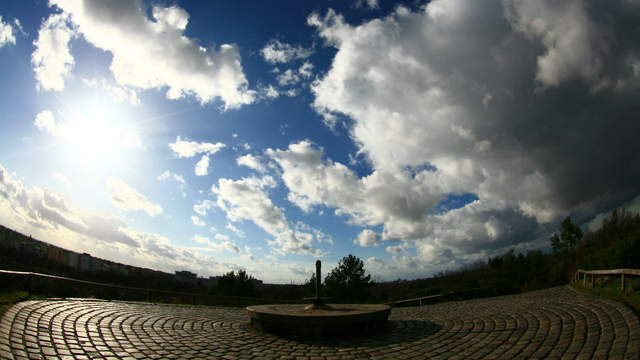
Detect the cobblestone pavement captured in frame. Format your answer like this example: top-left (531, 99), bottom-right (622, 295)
top-left (1, 286), bottom-right (638, 359)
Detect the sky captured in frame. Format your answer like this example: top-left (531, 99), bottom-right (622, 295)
top-left (1, 0), bottom-right (640, 284)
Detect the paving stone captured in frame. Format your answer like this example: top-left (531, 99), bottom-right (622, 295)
top-left (1, 286), bottom-right (639, 359)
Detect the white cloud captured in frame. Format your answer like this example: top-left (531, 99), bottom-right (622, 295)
top-left (261, 84), bottom-right (280, 99)
top-left (268, 141), bottom-right (443, 240)
top-left (276, 69), bottom-right (301, 86)
top-left (82, 78), bottom-right (140, 105)
top-left (31, 12), bottom-right (76, 91)
top-left (195, 155), bottom-right (210, 176)
top-left (157, 171), bottom-right (185, 184)
top-left (169, 136), bottom-right (225, 158)
top-left (49, 0), bottom-right (255, 109)
top-left (191, 215), bottom-right (206, 227)
top-left (236, 154), bottom-right (267, 173)
top-left (107, 177), bottom-right (162, 217)
top-left (298, 61), bottom-right (314, 78)
top-left (194, 234), bottom-right (240, 253)
top-left (213, 175), bottom-right (328, 256)
top-left (0, 163), bottom-right (229, 277)
top-left (0, 15), bottom-right (16, 47)
top-left (261, 39), bottom-right (313, 64)
top-left (354, 229), bottom-right (381, 247)
top-left (386, 242), bottom-right (413, 256)
top-left (355, 0), bottom-right (379, 9)
top-left (34, 110), bottom-right (59, 135)
top-left (193, 199), bottom-right (215, 216)
top-left (226, 222), bottom-right (244, 238)
top-left (305, 1), bottom-right (640, 270)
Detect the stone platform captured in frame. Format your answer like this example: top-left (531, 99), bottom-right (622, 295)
top-left (246, 304), bottom-right (390, 339)
top-left (1, 286), bottom-right (639, 359)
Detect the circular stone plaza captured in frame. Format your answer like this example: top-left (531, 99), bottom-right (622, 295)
top-left (1, 286), bottom-right (639, 359)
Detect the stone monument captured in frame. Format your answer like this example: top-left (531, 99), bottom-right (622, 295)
top-left (304, 260), bottom-right (331, 310)
top-left (246, 260), bottom-right (390, 340)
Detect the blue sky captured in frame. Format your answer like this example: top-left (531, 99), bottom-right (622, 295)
top-left (1, 0), bottom-right (640, 283)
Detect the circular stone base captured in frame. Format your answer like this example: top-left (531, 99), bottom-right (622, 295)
top-left (246, 304), bottom-right (390, 340)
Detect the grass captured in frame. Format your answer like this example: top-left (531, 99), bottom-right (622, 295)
top-left (0, 289), bottom-right (30, 318)
top-left (571, 276), bottom-right (640, 314)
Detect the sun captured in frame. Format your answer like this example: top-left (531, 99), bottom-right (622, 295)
top-left (57, 100), bottom-right (142, 162)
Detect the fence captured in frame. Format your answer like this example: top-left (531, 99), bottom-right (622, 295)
top-left (574, 268), bottom-right (640, 291)
top-left (384, 293), bottom-right (445, 307)
top-left (0, 269), bottom-right (298, 307)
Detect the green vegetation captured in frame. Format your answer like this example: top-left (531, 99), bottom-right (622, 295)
top-left (0, 289), bottom-right (29, 317)
top-left (372, 210), bottom-right (640, 304)
top-left (572, 276), bottom-right (640, 313)
top-left (308, 254), bottom-right (374, 303)
top-left (213, 270), bottom-right (259, 297)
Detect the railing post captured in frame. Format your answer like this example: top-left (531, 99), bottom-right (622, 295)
top-left (591, 274), bottom-right (595, 288)
top-left (583, 273), bottom-right (586, 286)
top-left (621, 273), bottom-right (625, 292)
top-left (27, 273), bottom-right (32, 298)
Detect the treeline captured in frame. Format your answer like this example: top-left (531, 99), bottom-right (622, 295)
top-left (372, 209), bottom-right (640, 303)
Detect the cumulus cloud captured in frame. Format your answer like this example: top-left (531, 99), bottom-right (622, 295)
top-left (195, 155), bottom-right (210, 176)
top-left (0, 163), bottom-right (229, 277)
top-left (194, 234), bottom-right (240, 253)
top-left (107, 178), bottom-right (162, 217)
top-left (304, 0), bottom-right (640, 271)
top-left (48, 0), bottom-right (255, 109)
top-left (277, 69), bottom-right (301, 86)
top-left (193, 199), bottom-right (216, 216)
top-left (261, 84), bottom-right (280, 100)
top-left (82, 78), bottom-right (140, 105)
top-left (191, 215), bottom-right (205, 227)
top-left (0, 15), bottom-right (17, 47)
top-left (298, 61), bottom-right (314, 78)
top-left (354, 0), bottom-right (379, 9)
top-left (268, 141), bottom-right (443, 239)
top-left (212, 175), bottom-right (328, 256)
top-left (169, 136), bottom-right (225, 158)
top-left (34, 110), bottom-right (59, 135)
top-left (236, 154), bottom-right (267, 173)
top-left (170, 137), bottom-right (225, 176)
top-left (31, 12), bottom-right (76, 91)
top-left (354, 229), bottom-right (381, 247)
top-left (261, 39), bottom-right (313, 64)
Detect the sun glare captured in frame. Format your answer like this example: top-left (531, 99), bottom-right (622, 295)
top-left (57, 101), bottom-right (141, 162)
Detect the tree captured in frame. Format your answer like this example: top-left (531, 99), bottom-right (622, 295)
top-left (324, 254), bottom-right (373, 303)
top-left (215, 270), bottom-right (258, 297)
top-left (550, 216), bottom-right (583, 255)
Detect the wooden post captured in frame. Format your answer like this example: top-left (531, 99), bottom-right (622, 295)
top-left (27, 273), bottom-right (32, 298)
top-left (591, 274), bottom-right (595, 288)
top-left (621, 273), bottom-right (625, 292)
top-left (583, 272), bottom-right (587, 286)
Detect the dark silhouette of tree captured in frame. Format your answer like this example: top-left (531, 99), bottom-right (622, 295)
top-left (215, 270), bottom-right (258, 297)
top-left (550, 216), bottom-right (583, 255)
top-left (324, 254), bottom-right (373, 303)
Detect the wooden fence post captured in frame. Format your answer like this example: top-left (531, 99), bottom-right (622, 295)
top-left (583, 273), bottom-right (587, 286)
top-left (591, 274), bottom-right (595, 288)
top-left (621, 273), bottom-right (625, 292)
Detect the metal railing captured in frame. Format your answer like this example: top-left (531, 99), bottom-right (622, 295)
top-left (384, 293), bottom-right (445, 307)
top-left (0, 269), bottom-right (295, 306)
top-left (574, 268), bottom-right (640, 291)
